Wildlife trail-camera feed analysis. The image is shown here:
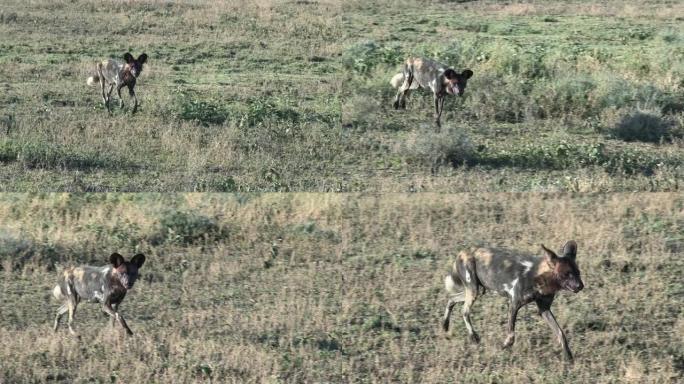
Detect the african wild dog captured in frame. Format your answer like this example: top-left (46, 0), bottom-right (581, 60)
top-left (86, 52), bottom-right (148, 113)
top-left (52, 253), bottom-right (145, 336)
top-left (442, 241), bottom-right (584, 361)
top-left (391, 57), bottom-right (473, 128)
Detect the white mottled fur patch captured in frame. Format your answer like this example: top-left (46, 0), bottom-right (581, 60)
top-left (503, 278), bottom-right (519, 298)
top-left (520, 260), bottom-right (534, 274)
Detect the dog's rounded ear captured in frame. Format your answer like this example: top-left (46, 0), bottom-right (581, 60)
top-left (444, 69), bottom-right (458, 80)
top-left (131, 253), bottom-right (146, 268)
top-left (561, 240), bottom-right (577, 260)
top-left (110, 253), bottom-right (125, 268)
top-left (138, 53), bottom-right (148, 64)
top-left (462, 69), bottom-right (473, 79)
top-left (541, 244), bottom-right (559, 268)
top-left (123, 53), bottom-right (134, 63)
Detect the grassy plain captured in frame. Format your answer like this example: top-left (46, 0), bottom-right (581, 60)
top-left (0, 193), bottom-right (682, 382)
top-left (0, 0), bottom-right (682, 191)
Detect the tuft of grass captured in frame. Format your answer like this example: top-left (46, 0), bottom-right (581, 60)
top-left (404, 126), bottom-right (475, 171)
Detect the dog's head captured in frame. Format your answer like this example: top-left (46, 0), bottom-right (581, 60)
top-left (110, 252), bottom-right (146, 290)
top-left (123, 53), bottom-right (148, 78)
top-left (541, 241), bottom-right (584, 294)
top-left (444, 69), bottom-right (473, 96)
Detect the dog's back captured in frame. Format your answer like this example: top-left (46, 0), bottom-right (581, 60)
top-left (87, 59), bottom-right (125, 86)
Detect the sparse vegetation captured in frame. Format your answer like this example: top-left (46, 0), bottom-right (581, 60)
top-left (0, 194), bottom-right (682, 382)
top-left (0, 0), bottom-right (681, 191)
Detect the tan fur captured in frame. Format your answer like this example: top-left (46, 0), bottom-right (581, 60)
top-left (533, 260), bottom-right (558, 295)
top-left (73, 268), bottom-right (85, 282)
top-left (474, 248), bottom-right (493, 266)
top-left (52, 285), bottom-right (64, 300)
top-left (458, 250), bottom-right (473, 263)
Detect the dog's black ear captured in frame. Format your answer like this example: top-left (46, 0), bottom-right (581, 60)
top-left (462, 69), bottom-right (474, 79)
top-left (131, 253), bottom-right (146, 268)
top-left (443, 69), bottom-right (458, 79)
top-left (561, 240), bottom-right (577, 261)
top-left (138, 53), bottom-right (148, 64)
top-left (123, 52), bottom-right (134, 63)
top-left (110, 253), bottom-right (125, 268)
top-left (541, 244), bottom-right (559, 268)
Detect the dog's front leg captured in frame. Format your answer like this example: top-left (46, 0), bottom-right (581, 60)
top-left (129, 85), bottom-right (138, 114)
top-left (117, 84), bottom-right (125, 109)
top-left (434, 95), bottom-right (442, 128)
top-left (502, 300), bottom-right (522, 349)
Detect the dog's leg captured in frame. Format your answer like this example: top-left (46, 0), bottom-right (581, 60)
top-left (402, 70), bottom-right (414, 109)
top-left (66, 298), bottom-right (78, 336)
top-left (97, 64), bottom-right (107, 108)
top-left (434, 95), bottom-right (442, 128)
top-left (394, 66), bottom-right (414, 110)
top-left (107, 84), bottom-right (114, 105)
top-left (462, 287), bottom-right (480, 343)
top-left (401, 90), bottom-right (411, 109)
top-left (394, 85), bottom-right (406, 110)
top-left (53, 303), bottom-right (67, 332)
top-left (129, 85), bottom-right (138, 114)
top-left (117, 84), bottom-right (125, 109)
top-left (437, 96), bottom-right (445, 128)
top-left (442, 291), bottom-right (464, 333)
top-left (456, 258), bottom-right (481, 343)
top-left (502, 300), bottom-right (521, 349)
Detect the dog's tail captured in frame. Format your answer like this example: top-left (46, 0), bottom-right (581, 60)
top-left (444, 266), bottom-right (465, 301)
top-left (390, 72), bottom-right (419, 90)
top-left (52, 285), bottom-right (65, 301)
top-left (390, 73), bottom-right (405, 89)
top-left (86, 75), bottom-right (100, 86)
top-left (87, 62), bottom-right (103, 86)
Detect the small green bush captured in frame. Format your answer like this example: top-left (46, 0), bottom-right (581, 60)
top-left (342, 40), bottom-right (403, 75)
top-left (609, 110), bottom-right (673, 143)
top-left (177, 97), bottom-right (229, 126)
top-left (153, 210), bottom-right (227, 245)
top-left (239, 98), bottom-right (300, 128)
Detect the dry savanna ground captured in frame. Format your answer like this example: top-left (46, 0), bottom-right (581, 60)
top-left (0, 0), bottom-right (682, 191)
top-left (0, 193), bottom-right (681, 382)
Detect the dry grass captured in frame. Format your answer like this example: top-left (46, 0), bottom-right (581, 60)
top-left (0, 193), bottom-right (682, 382)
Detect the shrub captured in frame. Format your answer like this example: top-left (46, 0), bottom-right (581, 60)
top-left (0, 230), bottom-right (64, 271)
top-left (153, 210), bottom-right (227, 245)
top-left (177, 97), bottom-right (229, 126)
top-left (608, 110), bottom-right (673, 143)
top-left (342, 40), bottom-right (403, 75)
top-left (404, 126), bottom-right (475, 170)
top-left (239, 98), bottom-right (300, 128)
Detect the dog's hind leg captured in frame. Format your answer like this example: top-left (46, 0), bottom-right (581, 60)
top-left (97, 63), bottom-right (109, 110)
top-left (457, 258), bottom-right (480, 343)
top-left (443, 290), bottom-right (464, 333)
top-left (393, 65), bottom-right (414, 110)
top-left (401, 68), bottom-right (414, 109)
top-left (393, 86), bottom-right (405, 110)
top-left (400, 90), bottom-right (411, 109)
top-left (53, 303), bottom-right (67, 332)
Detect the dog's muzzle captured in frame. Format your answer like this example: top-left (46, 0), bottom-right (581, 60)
top-left (448, 84), bottom-right (462, 96)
